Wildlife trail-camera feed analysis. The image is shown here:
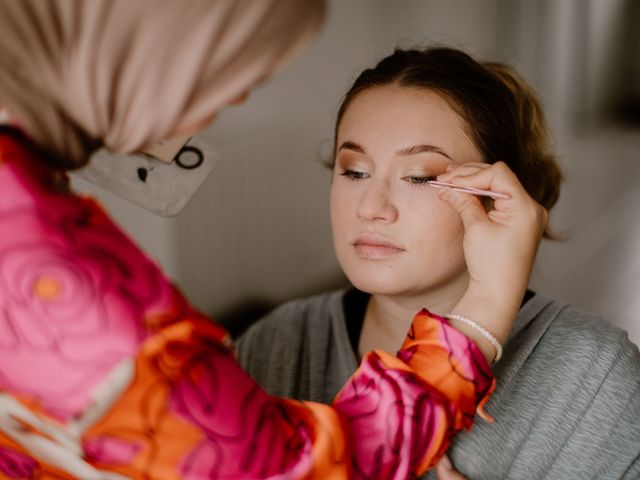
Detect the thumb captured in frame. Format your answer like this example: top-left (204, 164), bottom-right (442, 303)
top-left (437, 187), bottom-right (485, 229)
top-left (436, 455), bottom-right (468, 480)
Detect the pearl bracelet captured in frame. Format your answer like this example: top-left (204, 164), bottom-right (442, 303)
top-left (444, 313), bottom-right (503, 363)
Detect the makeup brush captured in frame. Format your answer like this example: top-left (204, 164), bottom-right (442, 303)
top-left (425, 176), bottom-right (510, 200)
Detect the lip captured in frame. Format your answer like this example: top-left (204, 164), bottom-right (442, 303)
top-left (353, 233), bottom-right (405, 259)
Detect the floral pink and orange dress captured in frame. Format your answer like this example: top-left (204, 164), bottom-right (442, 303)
top-left (0, 130), bottom-right (494, 479)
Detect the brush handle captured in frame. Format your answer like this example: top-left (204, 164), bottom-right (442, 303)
top-left (426, 180), bottom-right (510, 200)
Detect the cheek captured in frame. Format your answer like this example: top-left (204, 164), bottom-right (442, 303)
top-left (330, 183), bottom-right (350, 242)
top-left (405, 193), bottom-right (465, 249)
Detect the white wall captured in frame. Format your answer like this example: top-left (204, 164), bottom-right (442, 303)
top-left (531, 128), bottom-right (640, 345)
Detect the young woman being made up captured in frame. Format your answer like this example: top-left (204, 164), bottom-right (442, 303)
top-left (238, 47), bottom-right (640, 480)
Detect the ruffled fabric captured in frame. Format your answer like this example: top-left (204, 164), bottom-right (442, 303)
top-left (0, 133), bottom-right (493, 479)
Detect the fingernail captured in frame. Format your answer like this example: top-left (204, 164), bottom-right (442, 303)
top-left (441, 455), bottom-right (453, 470)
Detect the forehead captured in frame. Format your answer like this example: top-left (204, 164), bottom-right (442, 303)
top-left (337, 85), bottom-right (482, 163)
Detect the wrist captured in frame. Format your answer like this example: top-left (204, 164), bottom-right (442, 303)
top-left (451, 289), bottom-right (520, 345)
top-left (445, 313), bottom-right (503, 364)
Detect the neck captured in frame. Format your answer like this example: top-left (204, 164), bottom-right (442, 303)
top-left (357, 275), bottom-right (469, 357)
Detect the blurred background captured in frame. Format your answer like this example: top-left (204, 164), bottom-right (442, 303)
top-left (73, 0), bottom-right (640, 344)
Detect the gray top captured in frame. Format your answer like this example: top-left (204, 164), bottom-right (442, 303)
top-left (236, 289), bottom-right (640, 479)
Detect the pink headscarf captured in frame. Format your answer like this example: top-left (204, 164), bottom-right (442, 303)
top-left (0, 0), bottom-right (325, 167)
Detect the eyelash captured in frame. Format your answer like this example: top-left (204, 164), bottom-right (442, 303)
top-left (339, 169), bottom-right (369, 180)
top-left (404, 176), bottom-right (431, 186)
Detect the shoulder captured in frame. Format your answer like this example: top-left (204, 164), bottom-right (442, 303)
top-left (239, 290), bottom-right (343, 342)
top-left (508, 297), bottom-right (640, 441)
top-left (234, 288), bottom-right (349, 400)
top-left (499, 295), bottom-right (640, 433)
top-left (510, 297), bottom-right (640, 388)
top-left (512, 295), bottom-right (639, 370)
top-left (235, 289), bottom-right (345, 365)
top-left (544, 301), bottom-right (640, 370)
top-left (453, 297), bottom-right (640, 478)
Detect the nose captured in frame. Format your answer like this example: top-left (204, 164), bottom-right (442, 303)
top-left (356, 179), bottom-right (398, 223)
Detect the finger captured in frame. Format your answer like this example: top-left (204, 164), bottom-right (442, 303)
top-left (439, 162), bottom-right (527, 199)
top-left (446, 162), bottom-right (490, 171)
top-left (445, 161), bottom-right (490, 171)
top-left (437, 187), bottom-right (486, 230)
top-left (441, 162), bottom-right (488, 179)
top-left (436, 455), bottom-right (468, 480)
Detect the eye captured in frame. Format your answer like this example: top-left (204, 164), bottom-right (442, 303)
top-left (403, 175), bottom-right (434, 186)
top-left (340, 169), bottom-right (370, 181)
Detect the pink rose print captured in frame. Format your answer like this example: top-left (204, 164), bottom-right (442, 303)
top-left (0, 162), bottom-right (176, 420)
top-left (83, 436), bottom-right (142, 465)
top-left (333, 352), bottom-right (448, 480)
top-left (0, 446), bottom-right (38, 478)
top-left (168, 341), bottom-right (312, 479)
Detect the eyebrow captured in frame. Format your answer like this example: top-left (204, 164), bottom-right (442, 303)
top-left (396, 144), bottom-right (452, 160)
top-left (337, 141), bottom-right (365, 154)
top-left (337, 141), bottom-right (452, 160)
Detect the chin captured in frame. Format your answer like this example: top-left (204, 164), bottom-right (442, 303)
top-left (341, 258), bottom-right (469, 300)
top-left (336, 253), bottom-right (413, 296)
top-left (345, 269), bottom-right (412, 297)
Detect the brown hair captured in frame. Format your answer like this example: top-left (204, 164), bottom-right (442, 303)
top-left (333, 47), bottom-right (562, 238)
